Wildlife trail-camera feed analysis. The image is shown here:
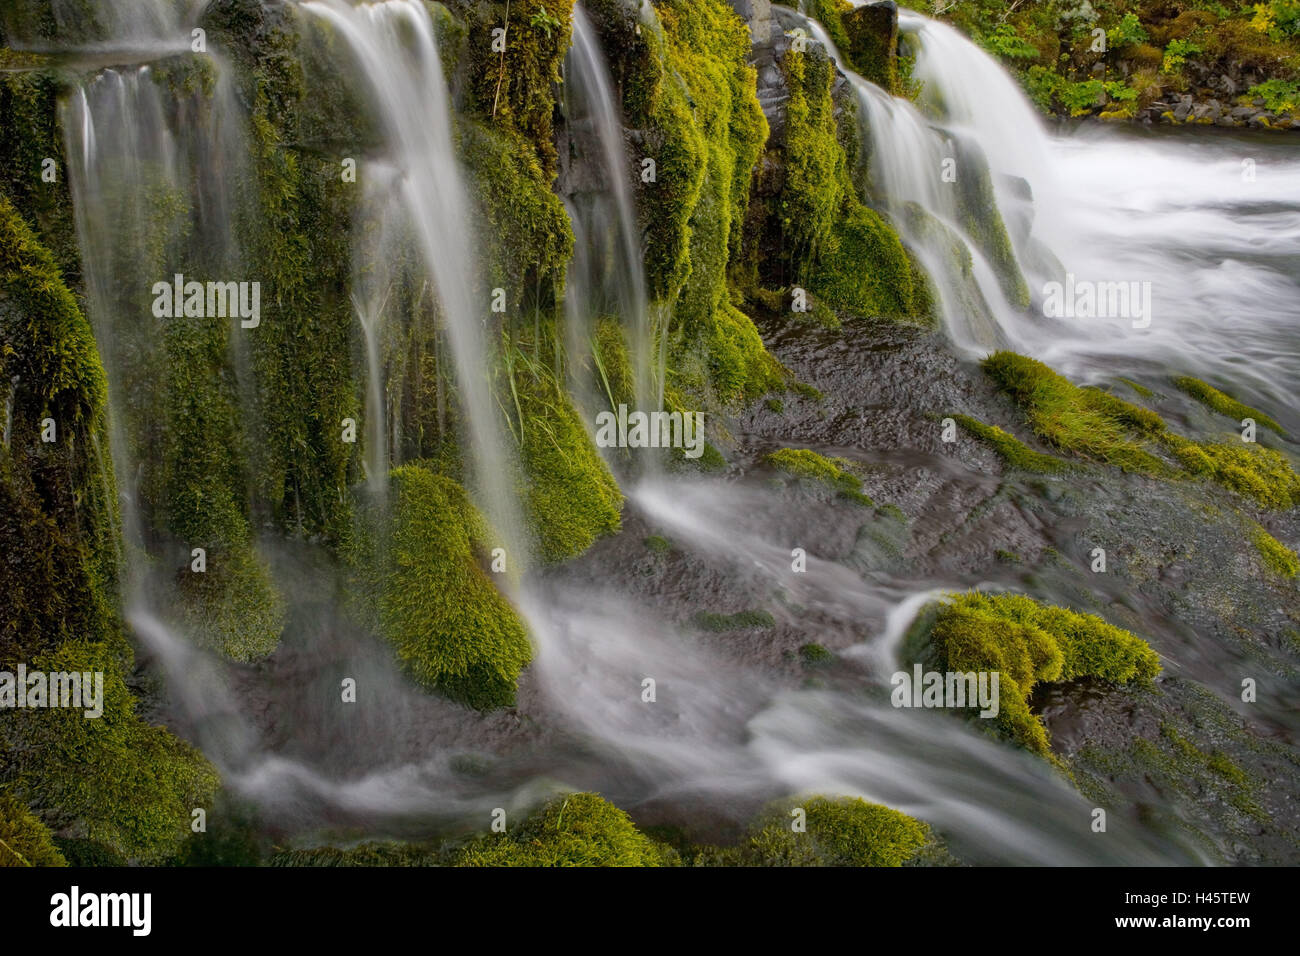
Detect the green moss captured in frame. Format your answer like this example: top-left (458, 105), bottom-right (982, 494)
top-left (773, 39), bottom-right (929, 322)
top-left (692, 609), bottom-right (776, 632)
top-left (592, 316), bottom-right (636, 408)
top-left (0, 70), bottom-right (77, 274)
top-left (953, 414), bottom-right (1071, 474)
top-left (0, 792), bottom-right (66, 866)
top-left (1162, 434), bottom-right (1300, 509)
top-left (353, 464), bottom-right (532, 710)
top-left (1252, 524), bottom-right (1299, 578)
top-left (1174, 375), bottom-right (1286, 435)
top-left (765, 397), bottom-right (785, 413)
top-left (925, 592), bottom-right (1160, 760)
top-left (645, 534), bottom-right (672, 553)
top-left (995, 549), bottom-right (1022, 563)
top-left (509, 356), bottom-right (623, 563)
top-left (811, 202), bottom-right (930, 320)
top-left (453, 792), bottom-right (673, 866)
top-left (842, 1), bottom-right (899, 92)
top-left (982, 351), bottom-right (1168, 473)
top-left (700, 300), bottom-right (785, 403)
top-left (766, 447), bottom-right (873, 506)
top-left (5, 641), bottom-right (219, 863)
top-left (0, 197), bottom-right (120, 660)
top-left (466, 0), bottom-right (574, 177)
top-left (1119, 376), bottom-right (1154, 398)
top-left (463, 119), bottom-right (573, 313)
top-left (799, 642), bottom-right (835, 665)
top-left (271, 842), bottom-right (441, 867)
top-left (723, 795), bottom-right (930, 867)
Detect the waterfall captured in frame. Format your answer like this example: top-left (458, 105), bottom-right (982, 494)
top-left (62, 61), bottom-right (247, 575)
top-left (304, 0), bottom-right (527, 558)
top-left (2, 0), bottom-right (210, 51)
top-left (563, 4), bottom-right (655, 413)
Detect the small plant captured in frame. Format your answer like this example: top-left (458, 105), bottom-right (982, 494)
top-left (529, 3), bottom-right (563, 39)
top-left (1161, 38), bottom-right (1202, 74)
top-left (983, 22), bottom-right (1040, 61)
top-left (1107, 13), bottom-right (1149, 49)
top-left (1247, 78), bottom-right (1300, 112)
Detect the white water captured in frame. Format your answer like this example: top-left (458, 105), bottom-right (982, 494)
top-left (796, 7), bottom-right (1300, 420)
top-left (41, 0), bottom-right (1297, 864)
top-left (564, 5), bottom-right (656, 411)
top-left (304, 0), bottom-right (527, 557)
top-left (3, 0), bottom-right (210, 52)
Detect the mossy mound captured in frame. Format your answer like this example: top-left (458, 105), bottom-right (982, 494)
top-left (982, 351), bottom-right (1300, 508)
top-left (4, 641), bottom-right (219, 863)
top-left (508, 354), bottom-right (623, 563)
top-left (1174, 376), bottom-right (1286, 436)
top-left (463, 118), bottom-right (574, 314)
top-left (709, 795), bottom-right (931, 867)
top-left (766, 447), bottom-right (873, 506)
top-left (354, 464), bottom-right (532, 710)
top-left (1252, 524), bottom-right (1299, 578)
top-left (0, 792), bottom-right (67, 867)
top-left (770, 37), bottom-right (931, 322)
top-left (922, 592), bottom-right (1160, 760)
top-left (453, 792), bottom-right (674, 866)
top-left (953, 414), bottom-right (1071, 474)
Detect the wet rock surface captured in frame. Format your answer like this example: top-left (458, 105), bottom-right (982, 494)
top-left (546, 311), bottom-right (1300, 862)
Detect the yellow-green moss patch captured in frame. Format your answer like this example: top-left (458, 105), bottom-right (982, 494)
top-left (766, 448), bottom-right (873, 505)
top-left (926, 592), bottom-right (1160, 760)
top-left (453, 792), bottom-right (674, 866)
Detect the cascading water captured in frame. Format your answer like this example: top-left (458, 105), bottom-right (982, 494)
top-left (563, 4), bottom-right (656, 413)
top-left (304, 0), bottom-right (527, 557)
top-left (896, 7), bottom-right (1300, 419)
top-left (22, 0), bottom-right (1295, 866)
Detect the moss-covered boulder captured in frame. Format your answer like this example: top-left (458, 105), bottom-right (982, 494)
top-left (919, 592), bottom-right (1161, 760)
top-left (711, 794), bottom-right (931, 866)
top-left (454, 792), bottom-right (674, 866)
top-left (0, 792), bottom-right (67, 867)
top-left (354, 464), bottom-right (532, 710)
top-left (3, 641), bottom-right (219, 863)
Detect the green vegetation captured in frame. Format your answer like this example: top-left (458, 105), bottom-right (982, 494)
top-left (766, 448), bottom-right (874, 506)
top-left (916, 1), bottom-right (1300, 123)
top-left (1174, 375), bottom-right (1285, 435)
top-left (352, 464), bottom-right (532, 710)
top-left (453, 792), bottom-right (675, 866)
top-left (6, 642), bottom-right (219, 863)
top-left (799, 642), bottom-right (835, 665)
top-left (953, 414), bottom-right (1072, 474)
top-left (500, 336), bottom-right (624, 563)
top-left (982, 352), bottom-right (1300, 508)
top-left (705, 795), bottom-right (931, 867)
top-left (774, 41), bottom-right (930, 322)
top-left (923, 592), bottom-right (1160, 760)
top-left (692, 609), bottom-right (776, 632)
top-left (0, 792), bottom-right (67, 867)
top-left (1252, 524), bottom-right (1299, 578)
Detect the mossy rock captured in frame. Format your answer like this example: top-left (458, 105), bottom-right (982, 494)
top-left (353, 464), bottom-right (532, 710)
top-left (716, 795), bottom-right (931, 867)
top-left (0, 792), bottom-right (66, 867)
top-left (512, 365), bottom-right (623, 563)
top-left (453, 792), bottom-right (675, 866)
top-left (922, 592), bottom-right (1160, 760)
top-left (767, 447), bottom-right (873, 506)
top-left (4, 641), bottom-right (219, 863)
